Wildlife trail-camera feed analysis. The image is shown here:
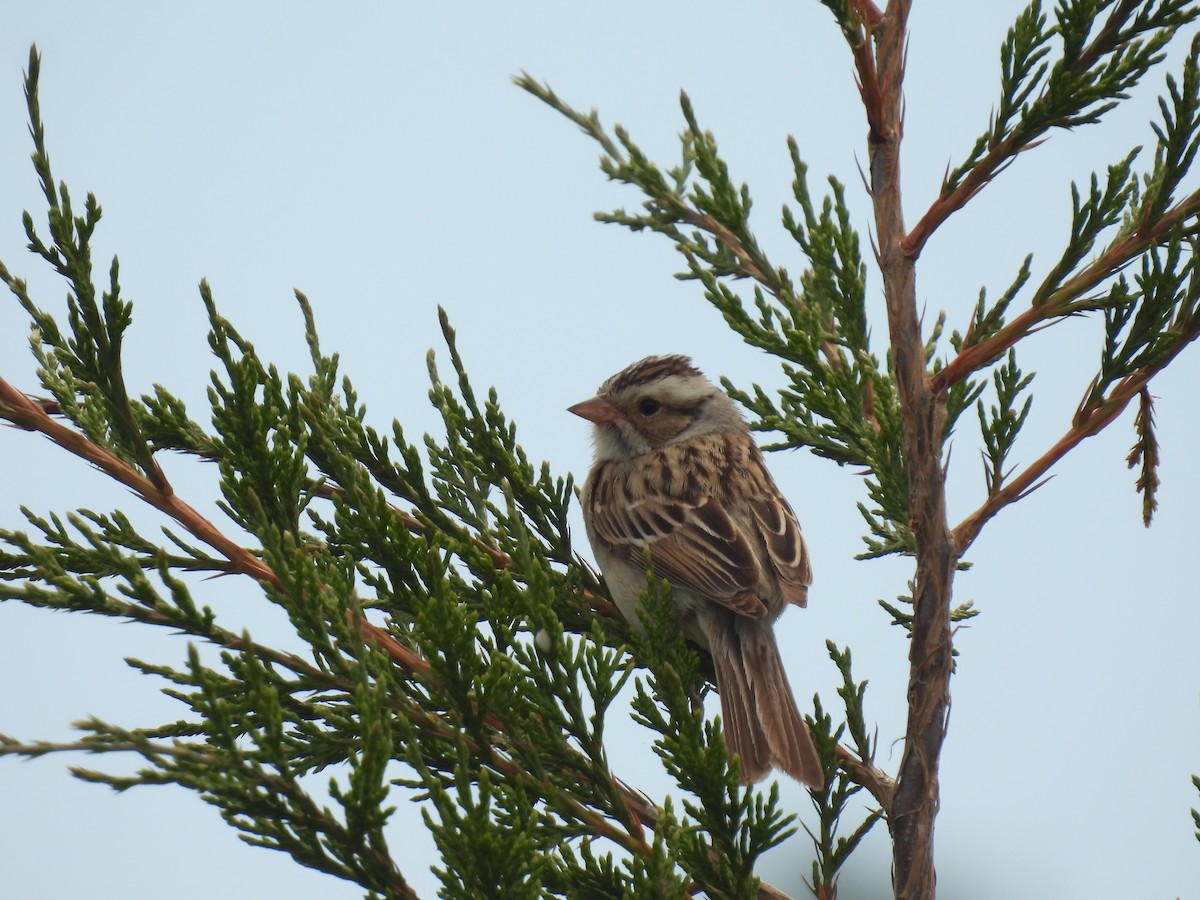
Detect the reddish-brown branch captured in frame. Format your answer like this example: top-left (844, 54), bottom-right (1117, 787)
top-left (848, 0), bottom-right (886, 142)
top-left (0, 376), bottom-right (280, 587)
top-left (932, 185), bottom-right (1200, 393)
top-left (27, 395), bottom-right (613, 618)
top-left (677, 208), bottom-right (772, 284)
top-left (931, 301), bottom-right (1051, 393)
top-left (953, 363), bottom-right (1170, 552)
top-left (853, 0), bottom-right (885, 27)
top-left (352, 612), bottom-right (434, 680)
top-left (2, 379), bottom-right (454, 690)
top-left (6, 381), bottom-right (627, 665)
top-left (835, 744), bottom-right (896, 816)
top-left (902, 131), bottom-right (1033, 259)
top-left (902, 0), bottom-right (1145, 261)
top-left (862, 4), bottom-right (955, 899)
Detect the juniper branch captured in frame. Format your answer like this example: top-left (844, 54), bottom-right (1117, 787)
top-left (907, 0), bottom-right (1198, 257)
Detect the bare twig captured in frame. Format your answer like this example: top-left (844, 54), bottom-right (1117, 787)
top-left (902, 133), bottom-right (1041, 260)
top-left (834, 744), bottom-right (896, 817)
top-left (847, 0), bottom-right (886, 141)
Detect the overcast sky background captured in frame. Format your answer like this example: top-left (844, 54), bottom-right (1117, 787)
top-left (2, 3), bottom-right (1199, 899)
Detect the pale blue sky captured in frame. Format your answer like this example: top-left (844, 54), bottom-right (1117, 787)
top-left (2, 4), bottom-right (1199, 898)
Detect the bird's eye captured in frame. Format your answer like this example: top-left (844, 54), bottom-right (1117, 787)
top-left (638, 397), bottom-right (662, 416)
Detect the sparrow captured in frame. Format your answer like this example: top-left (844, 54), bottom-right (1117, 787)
top-left (570, 354), bottom-right (823, 788)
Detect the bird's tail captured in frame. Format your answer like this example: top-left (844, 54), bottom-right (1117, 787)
top-left (707, 611), bottom-right (824, 789)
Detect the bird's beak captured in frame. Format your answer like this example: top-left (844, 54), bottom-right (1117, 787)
top-left (568, 396), bottom-right (624, 424)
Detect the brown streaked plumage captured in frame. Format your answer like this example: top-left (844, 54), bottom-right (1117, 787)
top-left (570, 354), bottom-right (822, 788)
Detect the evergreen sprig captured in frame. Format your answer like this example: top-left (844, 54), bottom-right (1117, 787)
top-left (1126, 387), bottom-right (1161, 525)
top-left (877, 582), bottom-right (980, 638)
top-left (1033, 151), bottom-right (1143, 307)
top-left (804, 643), bottom-right (882, 898)
top-left (1192, 774), bottom-right (1200, 842)
top-left (818, 0), bottom-right (865, 46)
top-left (957, 256), bottom-right (1035, 352)
top-left (977, 350), bottom-right (1036, 494)
top-left (1135, 32), bottom-right (1200, 229)
top-left (0, 49), bottom-right (164, 488)
top-left (1095, 235), bottom-right (1199, 390)
top-left (946, 0), bottom-right (1198, 194)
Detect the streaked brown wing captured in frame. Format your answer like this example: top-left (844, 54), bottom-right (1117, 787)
top-left (748, 493), bottom-right (811, 608)
top-left (629, 499), bottom-right (768, 617)
top-left (586, 461), bottom-right (769, 618)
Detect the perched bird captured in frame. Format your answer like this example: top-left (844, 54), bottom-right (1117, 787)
top-left (570, 354), bottom-right (822, 788)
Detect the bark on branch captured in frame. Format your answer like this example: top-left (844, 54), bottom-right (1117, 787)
top-left (864, 4), bottom-right (957, 898)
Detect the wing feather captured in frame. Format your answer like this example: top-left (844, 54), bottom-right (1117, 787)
top-left (584, 438), bottom-right (783, 619)
top-left (748, 493), bottom-right (811, 608)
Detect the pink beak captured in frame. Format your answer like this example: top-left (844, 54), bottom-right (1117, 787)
top-left (568, 396), bottom-right (624, 424)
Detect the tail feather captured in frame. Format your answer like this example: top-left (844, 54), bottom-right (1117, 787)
top-left (706, 611), bottom-right (823, 789)
top-left (715, 650), bottom-right (772, 781)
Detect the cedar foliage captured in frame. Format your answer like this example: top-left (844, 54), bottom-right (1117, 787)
top-left (4, 4), bottom-right (1200, 898)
